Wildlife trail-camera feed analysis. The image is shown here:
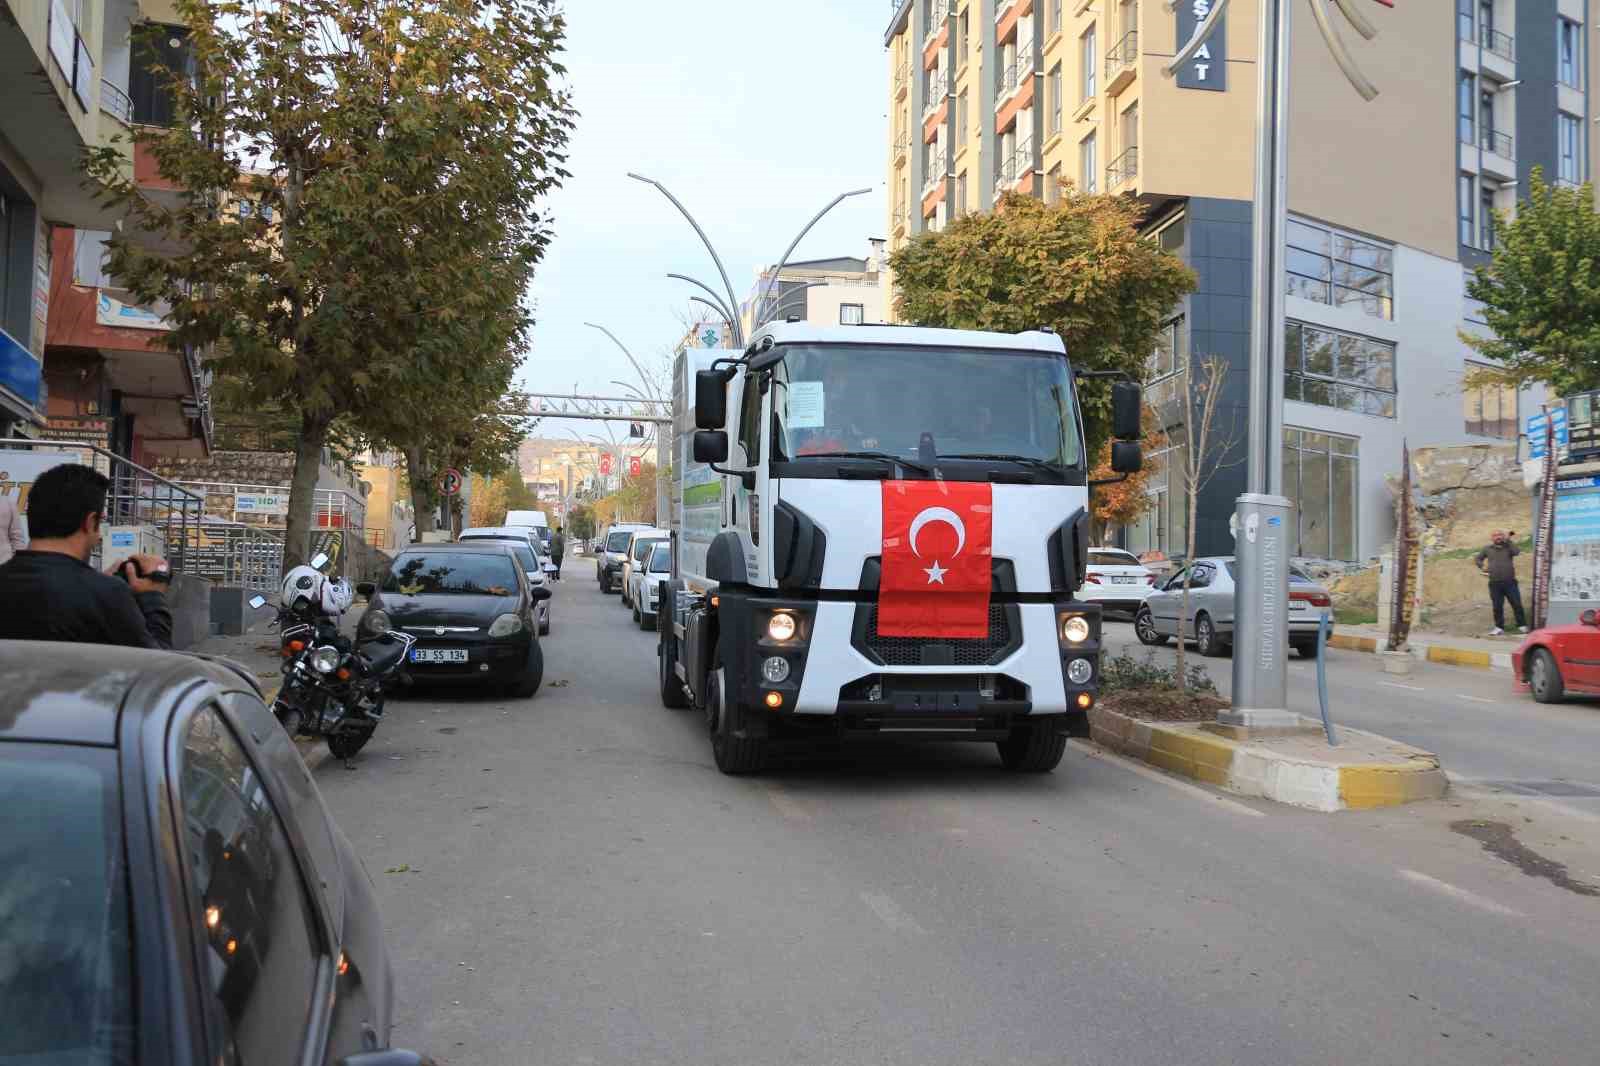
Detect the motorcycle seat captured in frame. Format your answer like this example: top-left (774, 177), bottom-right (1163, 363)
top-left (361, 638), bottom-right (410, 672)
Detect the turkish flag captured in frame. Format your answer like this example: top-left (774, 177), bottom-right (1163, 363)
top-left (878, 480), bottom-right (993, 638)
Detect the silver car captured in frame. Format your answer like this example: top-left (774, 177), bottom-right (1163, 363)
top-left (1133, 556), bottom-right (1334, 658)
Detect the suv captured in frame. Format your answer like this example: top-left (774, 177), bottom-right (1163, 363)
top-left (597, 522), bottom-right (651, 593)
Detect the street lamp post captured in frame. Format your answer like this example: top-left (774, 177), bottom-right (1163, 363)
top-left (628, 174), bottom-right (746, 348)
top-left (585, 323), bottom-right (669, 523)
top-left (755, 189), bottom-right (872, 329)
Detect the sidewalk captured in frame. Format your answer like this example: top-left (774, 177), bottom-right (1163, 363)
top-left (192, 622), bottom-right (285, 694)
top-left (1329, 623), bottom-right (1522, 672)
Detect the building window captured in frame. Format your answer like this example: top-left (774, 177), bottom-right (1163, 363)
top-left (1126, 441), bottom-right (1188, 559)
top-left (1457, 71), bottom-right (1475, 143)
top-left (1283, 428), bottom-right (1359, 561)
top-left (1559, 18), bottom-right (1582, 89)
top-left (1285, 320), bottom-right (1397, 418)
top-left (1147, 315), bottom-right (1187, 381)
top-left (1480, 185), bottom-right (1496, 249)
top-left (1285, 217), bottom-right (1394, 319)
top-left (957, 90), bottom-right (968, 149)
top-left (130, 27), bottom-right (191, 127)
top-left (1459, 173), bottom-right (1475, 246)
top-left (1457, 0), bottom-right (1474, 39)
top-left (955, 172), bottom-right (967, 214)
top-left (1045, 164), bottom-right (1062, 204)
top-left (1049, 0), bottom-right (1062, 37)
top-left (1463, 362), bottom-right (1517, 439)
top-left (1559, 112), bottom-right (1582, 184)
top-left (1080, 25), bottom-right (1097, 100)
top-left (1048, 63), bottom-right (1063, 135)
top-left (957, 8), bottom-right (969, 60)
top-left (839, 304), bottom-right (865, 326)
top-left (1079, 131), bottom-right (1097, 194)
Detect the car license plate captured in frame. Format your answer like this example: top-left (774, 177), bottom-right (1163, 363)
top-left (1289, 601), bottom-right (1311, 612)
top-left (411, 648), bottom-right (468, 664)
top-left (1111, 575), bottom-right (1136, 584)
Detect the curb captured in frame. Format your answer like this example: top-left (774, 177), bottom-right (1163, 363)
top-left (1087, 705), bottom-right (1448, 812)
top-left (1327, 632), bottom-right (1513, 673)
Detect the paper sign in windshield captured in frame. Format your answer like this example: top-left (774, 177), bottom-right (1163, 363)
top-left (787, 381), bottom-right (825, 428)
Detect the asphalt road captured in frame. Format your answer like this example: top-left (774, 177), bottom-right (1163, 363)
top-left (315, 573), bottom-right (1600, 1066)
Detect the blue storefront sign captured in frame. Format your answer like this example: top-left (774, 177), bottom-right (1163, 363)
top-left (0, 325), bottom-right (42, 409)
top-left (1528, 407), bottom-right (1569, 459)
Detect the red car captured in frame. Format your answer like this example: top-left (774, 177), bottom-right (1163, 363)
top-left (1513, 610), bottom-right (1600, 702)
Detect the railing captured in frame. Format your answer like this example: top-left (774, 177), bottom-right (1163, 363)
top-left (1106, 145), bottom-right (1139, 187)
top-left (100, 79), bottom-right (132, 124)
top-left (997, 48), bottom-right (1036, 100)
top-left (168, 521), bottom-right (285, 591)
top-left (1480, 128), bottom-right (1514, 158)
top-left (922, 166), bottom-right (948, 196)
top-left (924, 0), bottom-right (950, 41)
top-left (996, 139), bottom-right (1035, 187)
top-left (1105, 30), bottom-right (1138, 80)
top-left (1481, 27), bottom-right (1515, 61)
top-left (894, 133), bottom-right (911, 163)
top-left (922, 79), bottom-right (948, 120)
top-left (894, 60), bottom-right (910, 96)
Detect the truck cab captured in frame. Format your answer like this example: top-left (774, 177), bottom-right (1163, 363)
top-left (658, 322), bottom-right (1141, 774)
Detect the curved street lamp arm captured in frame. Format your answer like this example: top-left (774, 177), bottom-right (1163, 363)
top-left (760, 281), bottom-right (829, 327)
top-left (688, 296), bottom-right (736, 332)
top-left (756, 187), bottom-right (872, 329)
top-left (1305, 0), bottom-right (1379, 99)
top-left (1331, 0), bottom-right (1377, 41)
top-left (1161, 0), bottom-right (1231, 76)
top-left (583, 321), bottom-right (656, 400)
top-left (628, 173), bottom-right (745, 348)
top-left (667, 273), bottom-right (739, 329)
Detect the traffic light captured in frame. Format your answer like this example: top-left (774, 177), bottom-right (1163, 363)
top-left (629, 421), bottom-right (644, 438)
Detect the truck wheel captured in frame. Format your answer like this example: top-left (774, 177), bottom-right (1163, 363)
top-left (1529, 648), bottom-right (1565, 703)
top-left (659, 631), bottom-right (689, 708)
top-left (708, 667), bottom-right (766, 774)
top-left (997, 722), bottom-right (1067, 773)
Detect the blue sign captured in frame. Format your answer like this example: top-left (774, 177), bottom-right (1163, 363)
top-left (1554, 478), bottom-right (1600, 545)
top-left (1528, 407), bottom-right (1569, 458)
top-left (109, 531), bottom-right (136, 549)
top-left (0, 325), bottom-right (41, 408)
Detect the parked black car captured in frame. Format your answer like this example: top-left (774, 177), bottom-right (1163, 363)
top-left (0, 642), bottom-right (431, 1066)
top-left (357, 542), bottom-right (550, 697)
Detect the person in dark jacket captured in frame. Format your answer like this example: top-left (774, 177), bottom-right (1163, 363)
top-left (1474, 529), bottom-right (1527, 636)
top-left (550, 526), bottom-right (564, 580)
top-left (0, 462), bottom-right (172, 648)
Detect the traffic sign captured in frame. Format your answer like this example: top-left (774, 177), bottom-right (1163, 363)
top-left (629, 421), bottom-right (644, 438)
top-left (629, 456), bottom-right (642, 478)
top-left (1528, 407), bottom-right (1569, 459)
top-left (599, 454), bottom-right (612, 476)
top-left (438, 468), bottom-right (463, 496)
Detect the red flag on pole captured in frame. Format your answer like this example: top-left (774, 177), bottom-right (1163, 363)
top-left (629, 455), bottom-right (643, 478)
top-left (878, 480), bottom-right (993, 638)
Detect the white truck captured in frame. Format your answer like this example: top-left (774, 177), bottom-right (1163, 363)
top-left (655, 321), bottom-right (1143, 774)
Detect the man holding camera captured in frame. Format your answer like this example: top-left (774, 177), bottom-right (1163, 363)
top-left (1474, 529), bottom-right (1528, 637)
top-left (0, 463), bottom-right (173, 649)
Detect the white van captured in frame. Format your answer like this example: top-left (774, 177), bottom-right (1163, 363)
top-left (505, 509), bottom-right (553, 550)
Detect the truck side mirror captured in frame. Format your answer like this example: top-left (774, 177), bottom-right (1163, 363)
top-left (695, 370), bottom-right (727, 430)
top-left (1112, 380), bottom-right (1142, 440)
top-left (1110, 441), bottom-right (1142, 474)
top-left (693, 430), bottom-right (729, 464)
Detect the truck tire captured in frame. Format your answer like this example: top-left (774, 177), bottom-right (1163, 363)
top-left (659, 629), bottom-right (689, 709)
top-left (997, 721), bottom-right (1067, 772)
top-left (708, 666), bottom-right (766, 774)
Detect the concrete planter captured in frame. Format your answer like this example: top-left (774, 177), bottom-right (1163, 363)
top-left (1379, 650), bottom-right (1413, 676)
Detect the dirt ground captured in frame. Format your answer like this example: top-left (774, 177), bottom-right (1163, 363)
top-left (1328, 544), bottom-right (1534, 638)
top-left (1100, 689), bottom-right (1228, 723)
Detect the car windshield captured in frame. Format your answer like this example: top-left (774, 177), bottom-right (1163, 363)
top-left (648, 545), bottom-right (671, 573)
top-left (384, 553), bottom-right (519, 596)
top-left (772, 344), bottom-right (1082, 469)
top-left (0, 749), bottom-right (132, 1065)
top-left (606, 531), bottom-right (633, 552)
top-left (463, 538), bottom-right (538, 572)
top-left (1089, 549), bottom-right (1141, 567)
top-left (632, 538), bottom-right (664, 563)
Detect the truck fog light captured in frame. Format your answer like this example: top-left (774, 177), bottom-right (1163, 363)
top-left (1061, 615), bottom-right (1091, 643)
top-left (1067, 657), bottom-right (1094, 685)
top-left (767, 612), bottom-right (798, 641)
top-left (1077, 692), bottom-right (1093, 709)
top-left (764, 692), bottom-right (784, 708)
top-left (761, 656), bottom-right (791, 684)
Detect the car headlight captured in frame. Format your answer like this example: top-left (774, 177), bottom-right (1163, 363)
top-left (364, 609), bottom-right (390, 634)
top-left (1067, 657), bottom-right (1094, 685)
top-left (1061, 615), bottom-right (1091, 643)
top-left (488, 613), bottom-right (525, 637)
top-left (767, 612), bottom-right (798, 641)
top-left (310, 646), bottom-right (341, 674)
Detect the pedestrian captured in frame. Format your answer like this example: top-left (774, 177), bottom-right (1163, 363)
top-left (0, 462), bottom-right (173, 648)
top-left (1474, 529), bottom-right (1527, 636)
top-left (550, 525), bottom-right (564, 580)
top-left (0, 489), bottom-right (25, 565)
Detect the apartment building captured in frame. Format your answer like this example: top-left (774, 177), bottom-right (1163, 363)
top-left (1, 0), bottom-right (210, 459)
top-left (885, 0), bottom-right (1583, 563)
top-left (740, 240), bottom-right (891, 336)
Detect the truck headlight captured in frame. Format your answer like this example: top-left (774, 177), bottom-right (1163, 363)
top-left (1061, 615), bottom-right (1091, 643)
top-left (1067, 657), bottom-right (1094, 685)
top-left (767, 612), bottom-right (798, 642)
top-left (761, 656), bottom-right (791, 684)
top-left (310, 646), bottom-right (341, 674)
top-left (488, 613), bottom-right (524, 637)
top-left (365, 609), bottom-right (390, 634)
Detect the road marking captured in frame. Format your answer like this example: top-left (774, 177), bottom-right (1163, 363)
top-left (1066, 740), bottom-right (1266, 818)
top-left (1398, 869), bottom-right (1524, 918)
top-left (1457, 694), bottom-right (1495, 704)
top-left (860, 892), bottom-right (927, 934)
top-left (765, 784), bottom-right (813, 823)
top-left (1380, 681), bottom-right (1425, 692)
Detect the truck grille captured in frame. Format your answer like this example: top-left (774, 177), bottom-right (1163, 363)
top-left (859, 601), bottom-right (1015, 667)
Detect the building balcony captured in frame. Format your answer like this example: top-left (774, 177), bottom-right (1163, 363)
top-left (924, 0), bottom-right (950, 44)
top-left (1480, 27), bottom-right (1515, 61)
top-left (1105, 30), bottom-right (1138, 95)
top-left (922, 84), bottom-right (949, 123)
top-left (893, 133), bottom-right (911, 165)
top-left (996, 49), bottom-right (1036, 105)
top-left (1479, 129), bottom-right (1516, 180)
top-left (894, 60), bottom-right (910, 99)
top-left (1106, 145), bottom-right (1138, 189)
top-left (995, 139), bottom-right (1037, 193)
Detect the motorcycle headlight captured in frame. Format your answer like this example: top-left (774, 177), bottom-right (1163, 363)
top-left (488, 613), bottom-right (525, 638)
top-left (310, 646), bottom-right (341, 674)
top-left (365, 609), bottom-right (391, 635)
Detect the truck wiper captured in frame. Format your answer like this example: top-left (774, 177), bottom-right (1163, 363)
top-left (808, 450), bottom-right (934, 475)
top-left (939, 453), bottom-right (1067, 474)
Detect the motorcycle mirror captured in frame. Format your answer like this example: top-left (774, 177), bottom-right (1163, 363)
top-left (247, 595), bottom-right (267, 610)
top-left (310, 552), bottom-right (330, 569)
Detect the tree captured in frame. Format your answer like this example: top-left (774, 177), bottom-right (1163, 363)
top-left (890, 190), bottom-right (1196, 454)
top-left (468, 473), bottom-right (509, 528)
top-left (1464, 169), bottom-right (1600, 393)
top-left (87, 0), bottom-right (574, 569)
top-left (567, 503), bottom-right (595, 541)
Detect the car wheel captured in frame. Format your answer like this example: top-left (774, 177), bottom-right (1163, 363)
top-left (633, 601), bottom-right (641, 624)
top-left (659, 627), bottom-right (689, 709)
top-left (1292, 641), bottom-right (1317, 659)
top-left (996, 722), bottom-right (1067, 772)
top-left (1195, 613), bottom-right (1227, 657)
top-left (1134, 606), bottom-right (1167, 646)
top-left (1529, 648), bottom-right (1565, 704)
top-left (641, 610), bottom-right (657, 632)
top-left (539, 612), bottom-right (551, 637)
top-left (709, 666), bottom-right (766, 774)
top-left (512, 640), bottom-right (544, 699)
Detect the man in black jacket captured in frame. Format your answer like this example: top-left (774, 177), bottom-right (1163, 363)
top-left (0, 462), bottom-right (173, 648)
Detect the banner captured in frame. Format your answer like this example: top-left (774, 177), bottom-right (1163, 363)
top-left (235, 491), bottom-right (289, 516)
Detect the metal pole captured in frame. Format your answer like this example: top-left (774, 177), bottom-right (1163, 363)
top-left (688, 296), bottom-right (736, 332)
top-left (1224, 0), bottom-right (1298, 732)
top-left (667, 273), bottom-right (739, 330)
top-left (627, 173), bottom-right (746, 348)
top-left (755, 189), bottom-right (872, 328)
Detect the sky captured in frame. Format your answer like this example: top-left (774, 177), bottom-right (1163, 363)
top-left (519, 0), bottom-right (891, 441)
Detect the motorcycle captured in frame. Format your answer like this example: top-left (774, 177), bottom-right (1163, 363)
top-left (251, 553), bottom-right (415, 761)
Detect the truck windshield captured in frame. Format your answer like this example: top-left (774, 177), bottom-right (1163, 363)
top-left (771, 344), bottom-right (1082, 469)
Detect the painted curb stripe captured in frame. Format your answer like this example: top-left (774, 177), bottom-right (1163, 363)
top-left (1326, 632), bottom-right (1511, 672)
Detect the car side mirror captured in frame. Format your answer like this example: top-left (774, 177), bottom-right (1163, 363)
top-left (695, 370), bottom-right (728, 429)
top-left (1583, 609), bottom-right (1597, 627)
top-left (1112, 380), bottom-right (1142, 440)
top-left (356, 582), bottom-right (376, 597)
top-left (694, 430), bottom-right (729, 464)
top-left (247, 594), bottom-right (267, 610)
top-left (530, 585), bottom-right (553, 602)
top-left (337, 1051), bottom-right (435, 1066)
top-left (1110, 441), bottom-right (1142, 474)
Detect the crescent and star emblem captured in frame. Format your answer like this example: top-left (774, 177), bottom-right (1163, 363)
top-left (908, 506), bottom-right (967, 585)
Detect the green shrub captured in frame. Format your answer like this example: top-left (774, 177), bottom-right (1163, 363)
top-left (1100, 649), bottom-right (1218, 695)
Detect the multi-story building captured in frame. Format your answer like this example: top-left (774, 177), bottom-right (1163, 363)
top-left (2, 0), bottom-right (210, 459)
top-left (885, 0), bottom-right (1583, 563)
top-left (740, 240), bottom-right (891, 335)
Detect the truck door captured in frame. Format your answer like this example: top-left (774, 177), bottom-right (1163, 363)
top-left (729, 368), bottom-right (769, 584)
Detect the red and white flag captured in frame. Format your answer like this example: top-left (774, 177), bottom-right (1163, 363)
top-left (878, 480), bottom-right (993, 638)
